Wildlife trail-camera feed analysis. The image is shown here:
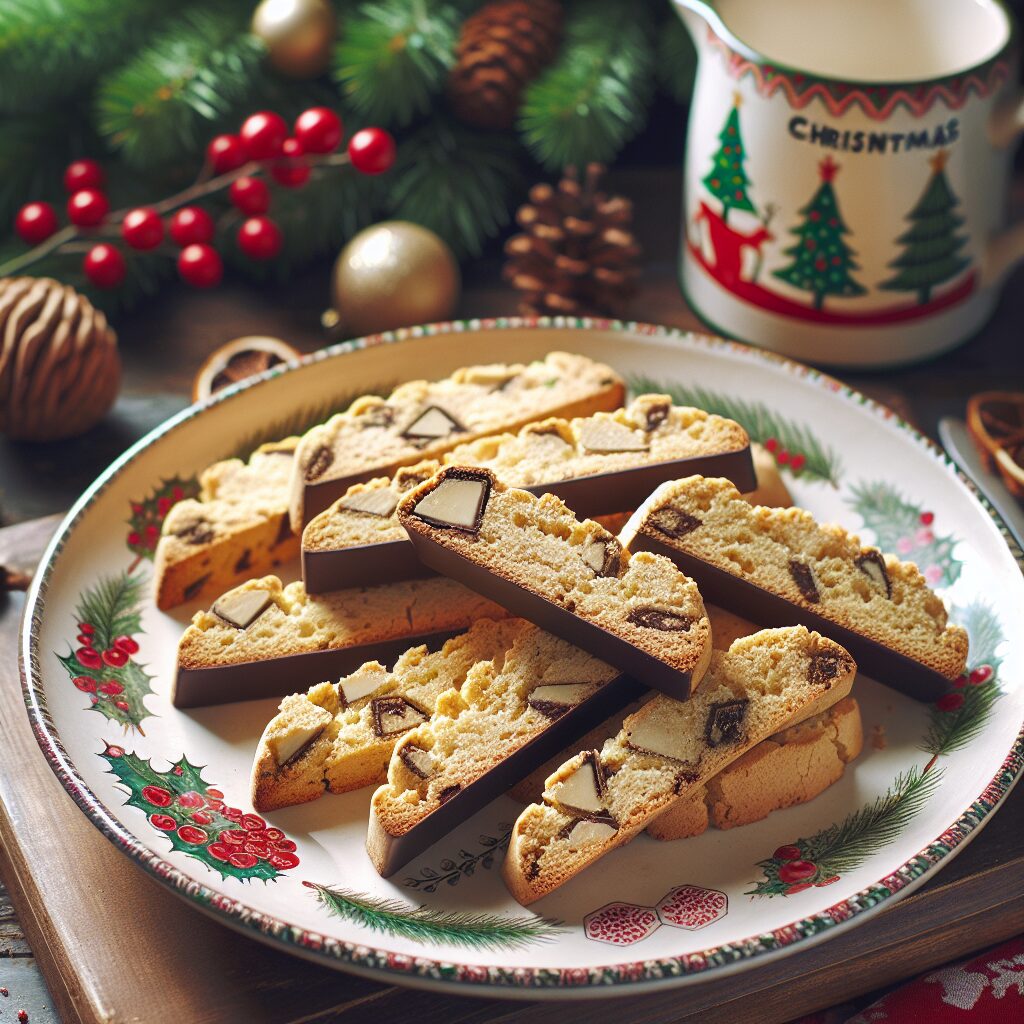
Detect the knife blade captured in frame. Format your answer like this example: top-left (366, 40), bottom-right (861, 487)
top-left (938, 416), bottom-right (1024, 553)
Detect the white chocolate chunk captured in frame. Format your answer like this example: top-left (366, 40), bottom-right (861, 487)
top-left (579, 419), bottom-right (649, 453)
top-left (398, 744), bottom-right (434, 779)
top-left (270, 703), bottom-right (332, 765)
top-left (625, 710), bottom-right (701, 765)
top-left (339, 488), bottom-right (399, 518)
top-left (372, 697), bottom-right (428, 737)
top-left (412, 476), bottom-right (489, 530)
top-left (212, 588), bottom-right (272, 629)
top-left (528, 683), bottom-right (594, 709)
top-left (548, 757), bottom-right (605, 814)
top-left (581, 540), bottom-right (608, 573)
top-left (339, 665), bottom-right (391, 705)
top-left (403, 406), bottom-right (461, 439)
top-left (566, 819), bottom-right (618, 846)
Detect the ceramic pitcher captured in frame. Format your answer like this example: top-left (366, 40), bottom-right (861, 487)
top-left (673, 0), bottom-right (1024, 368)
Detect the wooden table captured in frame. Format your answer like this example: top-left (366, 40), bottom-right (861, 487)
top-left (2, 167), bottom-right (1023, 1022)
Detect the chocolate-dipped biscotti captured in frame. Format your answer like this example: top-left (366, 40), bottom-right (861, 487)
top-left (502, 626), bottom-right (856, 904)
top-left (301, 395), bottom-right (754, 593)
top-left (620, 476), bottom-right (968, 701)
top-left (172, 575), bottom-right (504, 708)
top-left (289, 352), bottom-right (624, 530)
top-left (154, 439), bottom-right (300, 610)
top-left (397, 467), bottom-right (712, 700)
top-left (366, 621), bottom-right (642, 876)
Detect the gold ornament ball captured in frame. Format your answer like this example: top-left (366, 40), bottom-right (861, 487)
top-left (328, 222), bottom-right (461, 338)
top-left (251, 0), bottom-right (336, 78)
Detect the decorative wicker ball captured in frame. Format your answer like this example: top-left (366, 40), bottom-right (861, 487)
top-left (0, 277), bottom-right (121, 442)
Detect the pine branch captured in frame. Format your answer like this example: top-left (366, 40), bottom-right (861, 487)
top-left (74, 572), bottom-right (145, 652)
top-left (519, 0), bottom-right (655, 171)
top-left (628, 375), bottom-right (842, 485)
top-left (389, 116), bottom-right (522, 258)
top-left (332, 1), bottom-right (458, 128)
top-left (0, 0), bottom-right (173, 114)
top-left (955, 600), bottom-right (1004, 668)
top-left (94, 8), bottom-right (266, 171)
top-left (404, 825), bottom-right (512, 891)
top-left (305, 882), bottom-right (561, 950)
top-left (656, 10), bottom-right (697, 105)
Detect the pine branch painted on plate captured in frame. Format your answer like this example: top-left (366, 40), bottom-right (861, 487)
top-left (921, 601), bottom-right (1004, 761)
top-left (628, 375), bottom-right (842, 485)
top-left (747, 766), bottom-right (943, 896)
top-left (56, 571), bottom-right (155, 732)
top-left (304, 881), bottom-right (561, 951)
top-left (403, 824), bottom-right (511, 892)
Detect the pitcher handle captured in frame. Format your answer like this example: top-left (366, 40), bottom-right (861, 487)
top-left (983, 89), bottom-right (1024, 285)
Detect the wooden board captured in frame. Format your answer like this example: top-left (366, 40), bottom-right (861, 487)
top-left (2, 514), bottom-right (1024, 1023)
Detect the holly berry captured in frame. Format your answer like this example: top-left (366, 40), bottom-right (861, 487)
top-left (208, 841), bottom-right (233, 862)
top-left (919, 511), bottom-right (935, 525)
top-left (219, 829), bottom-right (247, 845)
top-left (244, 839), bottom-right (271, 859)
top-left (784, 883), bottom-right (813, 895)
top-left (237, 216), bottom-right (282, 261)
top-left (773, 844), bottom-right (802, 862)
top-left (273, 838), bottom-right (297, 853)
top-left (271, 138), bottom-right (310, 187)
top-left (348, 127), bottom-right (396, 174)
top-left (64, 158), bottom-right (105, 193)
top-left (240, 111), bottom-right (288, 160)
top-left (98, 680), bottom-right (124, 695)
top-left (176, 824), bottom-right (209, 845)
top-left (177, 791), bottom-right (204, 809)
top-left (113, 635), bottom-right (140, 655)
top-left (191, 810), bottom-right (213, 826)
top-left (268, 850), bottom-right (300, 870)
top-left (121, 207), bottom-right (164, 250)
top-left (177, 243), bottom-right (223, 288)
top-left (206, 133), bottom-right (248, 174)
top-left (114, 700), bottom-right (130, 711)
top-left (142, 785), bottom-right (173, 807)
top-left (936, 691), bottom-right (965, 712)
top-left (953, 673), bottom-right (968, 688)
top-left (969, 664), bottom-right (993, 685)
top-left (789, 453), bottom-right (806, 472)
top-left (206, 787), bottom-right (224, 799)
top-left (763, 437), bottom-right (779, 453)
top-left (264, 827), bottom-right (285, 843)
top-left (101, 646), bottom-right (129, 668)
top-left (169, 206), bottom-right (215, 246)
top-left (75, 647), bottom-right (102, 670)
top-left (67, 188), bottom-right (109, 227)
top-left (776, 449), bottom-right (791, 466)
top-left (228, 851), bottom-right (259, 869)
top-left (172, 765), bottom-right (184, 776)
top-left (222, 807), bottom-right (244, 823)
top-left (778, 859), bottom-right (817, 884)
top-left (228, 175), bottom-right (270, 215)
top-left (77, 634), bottom-right (94, 646)
top-left (205, 798), bottom-right (225, 812)
top-left (817, 875), bottom-right (841, 886)
top-left (241, 812), bottom-right (267, 832)
top-left (83, 244), bottom-right (126, 289)
top-left (294, 107), bottom-right (342, 154)
top-left (78, 623), bottom-right (95, 635)
top-left (15, 202), bottom-right (59, 244)
top-left (157, 496), bottom-right (171, 516)
top-left (72, 676), bottom-right (97, 693)
top-left (104, 745), bottom-right (125, 758)
top-left (149, 813), bottom-right (177, 831)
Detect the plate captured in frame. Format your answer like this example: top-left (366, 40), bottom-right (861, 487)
top-left (21, 319), bottom-right (1024, 998)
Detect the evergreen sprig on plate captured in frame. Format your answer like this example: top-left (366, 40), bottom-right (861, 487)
top-left (304, 881), bottom-right (561, 951)
top-left (629, 375), bottom-right (842, 485)
top-left (404, 825), bottom-right (511, 892)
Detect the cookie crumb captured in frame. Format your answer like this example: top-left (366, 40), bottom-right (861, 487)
top-left (871, 724), bottom-right (887, 750)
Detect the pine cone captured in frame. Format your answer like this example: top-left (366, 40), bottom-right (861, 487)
top-left (0, 277), bottom-right (120, 441)
top-left (448, 0), bottom-right (563, 130)
top-left (504, 164), bottom-right (642, 318)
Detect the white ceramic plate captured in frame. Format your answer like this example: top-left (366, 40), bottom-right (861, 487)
top-left (21, 319), bottom-right (1024, 998)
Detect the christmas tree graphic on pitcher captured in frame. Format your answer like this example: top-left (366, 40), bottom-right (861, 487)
top-left (673, 0), bottom-right (1024, 368)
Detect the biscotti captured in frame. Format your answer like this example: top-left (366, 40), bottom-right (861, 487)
top-left (366, 622), bottom-right (641, 876)
top-left (289, 352), bottom-right (624, 529)
top-left (502, 626), bottom-right (856, 904)
top-left (172, 574), bottom-right (504, 708)
top-left (621, 476), bottom-right (968, 700)
top-left (647, 696), bottom-right (863, 840)
top-left (251, 618), bottom-right (525, 811)
top-left (301, 395), bottom-right (753, 592)
top-left (154, 439), bottom-right (299, 610)
top-left (397, 467), bottom-right (712, 700)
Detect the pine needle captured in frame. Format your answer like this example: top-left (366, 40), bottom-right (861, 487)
top-left (75, 573), bottom-right (145, 651)
top-left (519, 0), bottom-right (655, 170)
top-left (305, 882), bottom-right (562, 951)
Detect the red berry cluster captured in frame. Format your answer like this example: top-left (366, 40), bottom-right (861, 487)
top-left (763, 437), bottom-right (807, 473)
top-left (140, 783), bottom-right (299, 872)
top-left (771, 845), bottom-right (839, 894)
top-left (72, 622), bottom-right (137, 712)
top-left (939, 663), bottom-right (994, 711)
top-left (13, 109), bottom-right (395, 292)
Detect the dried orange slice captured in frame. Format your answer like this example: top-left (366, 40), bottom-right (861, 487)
top-left (966, 391), bottom-right (1024, 499)
top-left (192, 336), bottom-right (300, 403)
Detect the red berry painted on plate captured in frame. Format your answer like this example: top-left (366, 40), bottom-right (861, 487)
top-left (114, 700), bottom-right (130, 711)
top-left (953, 673), bottom-right (968, 688)
top-left (206, 787), bottom-right (224, 798)
top-left (776, 449), bottom-right (791, 466)
top-left (206, 133), bottom-right (248, 174)
top-left (64, 158), bottom-right (104, 193)
top-left (228, 851), bottom-right (259, 869)
top-left (67, 188), bottom-right (109, 227)
top-left (73, 676), bottom-right (97, 692)
top-left (149, 813), bottom-right (177, 831)
top-left (936, 691), bottom-right (965, 712)
top-left (244, 840), bottom-right (271, 859)
top-left (223, 806), bottom-right (244, 822)
top-left (228, 175), bottom-right (271, 215)
top-left (191, 810), bottom-right (213, 826)
top-left (142, 785), bottom-right (173, 807)
top-left (264, 827), bottom-right (285, 843)
top-left (172, 765), bottom-right (184, 776)
top-left (789, 453), bottom-right (806, 472)
top-left (15, 202), bottom-right (59, 244)
top-left (177, 243), bottom-right (223, 288)
top-left (295, 107), bottom-right (342, 154)
top-left (271, 137), bottom-right (310, 187)
top-left (763, 437), bottom-right (779, 453)
top-left (242, 812), bottom-right (267, 832)
top-left (169, 206), bottom-right (215, 246)
top-left (178, 791), bottom-right (204, 808)
top-left (272, 837), bottom-right (296, 853)
top-left (220, 829), bottom-right (247, 845)
top-left (773, 845), bottom-right (802, 862)
top-left (78, 622), bottom-right (95, 635)
top-left (83, 244), bottom-right (126, 289)
top-left (817, 875), bottom-right (841, 886)
top-left (77, 633), bottom-right (93, 646)
top-left (268, 850), bottom-right (300, 870)
top-left (237, 215), bottom-right (282, 260)
top-left (919, 511), bottom-right (935, 525)
top-left (127, 531), bottom-right (141, 546)
top-left (208, 841), bottom-right (233, 862)
top-left (76, 647), bottom-right (102, 670)
top-left (778, 859), bottom-right (817, 883)
top-left (784, 883), bottom-right (813, 895)
top-left (348, 127), bottom-right (396, 174)
top-left (102, 646), bottom-right (128, 667)
top-left (240, 111), bottom-right (288, 160)
top-left (121, 207), bottom-right (164, 250)
top-left (113, 635), bottom-right (140, 655)
top-left (104, 744), bottom-right (125, 758)
top-left (98, 680), bottom-right (124, 695)
top-left (177, 824), bottom-right (209, 845)
top-left (205, 798), bottom-right (225, 812)
top-left (969, 665), bottom-right (993, 685)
